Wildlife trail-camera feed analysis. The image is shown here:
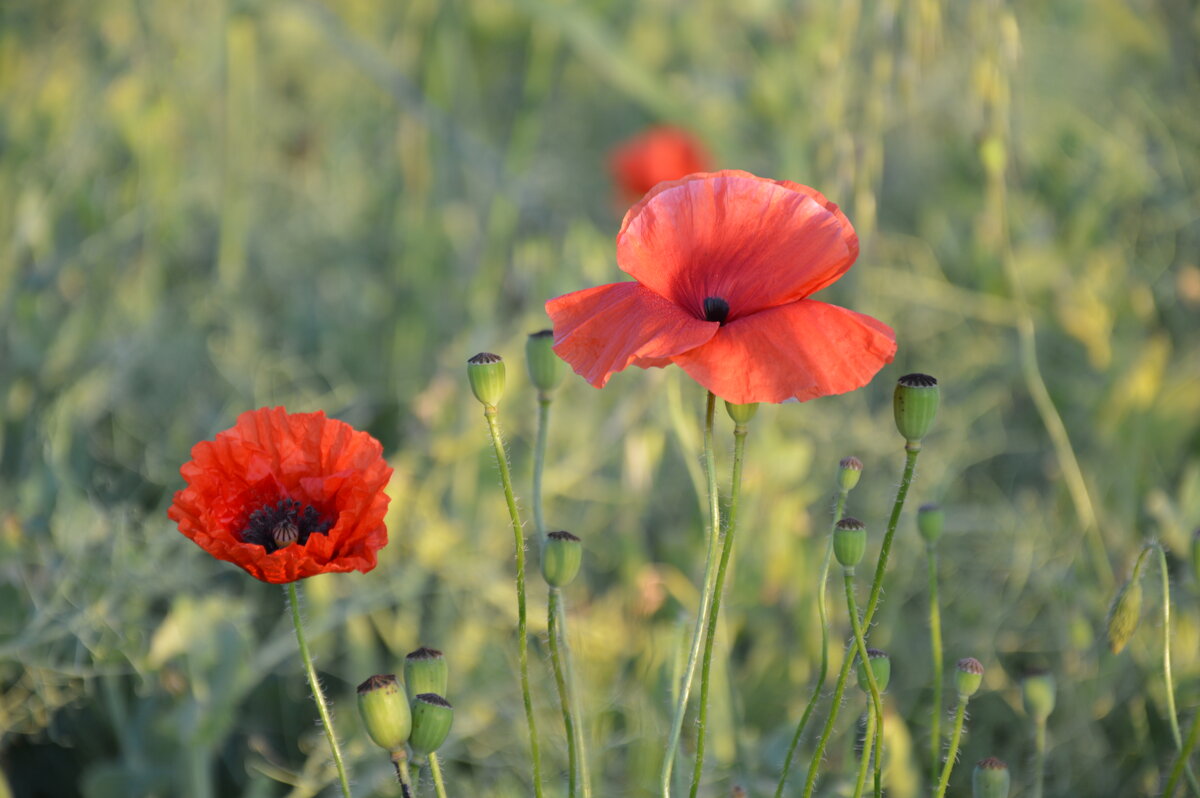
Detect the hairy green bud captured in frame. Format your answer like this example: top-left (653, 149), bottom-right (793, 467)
top-left (409, 693), bottom-right (454, 756)
top-left (834, 517), bottom-right (867, 569)
top-left (972, 757), bottom-right (1010, 798)
top-left (856, 648), bottom-right (891, 693)
top-left (541, 530), bottom-right (583, 587)
top-left (955, 657), bottom-right (984, 698)
top-left (917, 502), bottom-right (945, 545)
top-left (357, 674), bottom-right (411, 752)
top-left (893, 373), bottom-right (939, 444)
top-left (467, 352), bottom-right (506, 407)
top-left (525, 330), bottom-right (564, 394)
top-left (404, 647), bottom-right (448, 701)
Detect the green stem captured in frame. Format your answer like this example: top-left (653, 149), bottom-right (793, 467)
top-left (392, 751), bottom-right (414, 798)
top-left (843, 570), bottom-right (885, 798)
top-left (852, 703), bottom-right (877, 798)
top-left (1032, 717), bottom-right (1045, 798)
top-left (533, 397), bottom-right (551, 539)
top-left (484, 405), bottom-right (544, 798)
top-left (933, 697), bottom-right (968, 798)
top-left (774, 490), bottom-right (847, 798)
top-left (430, 752), bottom-right (450, 798)
top-left (662, 391), bottom-right (723, 798)
top-left (549, 588), bottom-right (579, 798)
top-left (1154, 543), bottom-right (1200, 797)
top-left (689, 421), bottom-right (750, 797)
top-left (560, 594), bottom-right (593, 798)
top-left (927, 543), bottom-right (943, 784)
top-left (1166, 712), bottom-right (1200, 798)
top-left (801, 447), bottom-right (921, 798)
top-left (285, 583), bottom-right (352, 798)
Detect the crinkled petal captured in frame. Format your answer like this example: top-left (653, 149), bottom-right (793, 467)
top-left (671, 299), bottom-right (897, 404)
top-left (546, 282), bottom-right (719, 388)
top-left (616, 170), bottom-right (858, 320)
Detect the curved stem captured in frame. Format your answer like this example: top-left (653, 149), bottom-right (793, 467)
top-left (1031, 717), bottom-right (1046, 798)
top-left (391, 750), bottom-right (414, 798)
top-left (843, 570), bottom-right (885, 798)
top-left (1166, 712), bottom-right (1200, 798)
top-left (933, 697), bottom-right (968, 798)
top-left (927, 543), bottom-right (943, 784)
top-left (852, 703), bottom-right (877, 798)
top-left (661, 391), bottom-right (723, 797)
top-left (774, 490), bottom-right (847, 798)
top-left (1154, 543), bottom-right (1200, 797)
top-left (484, 406), bottom-right (544, 798)
top-left (285, 583), bottom-right (352, 798)
top-left (548, 588), bottom-right (579, 798)
top-left (429, 752), bottom-right (450, 798)
top-left (689, 421), bottom-right (750, 797)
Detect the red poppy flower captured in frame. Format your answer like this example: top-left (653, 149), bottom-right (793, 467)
top-left (546, 170), bottom-right (897, 404)
top-left (609, 125), bottom-right (712, 200)
top-left (168, 408), bottom-right (393, 584)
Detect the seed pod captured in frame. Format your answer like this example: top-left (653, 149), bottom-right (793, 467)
top-left (525, 330), bottom-right (564, 394)
top-left (1106, 577), bottom-right (1142, 655)
top-left (856, 648), bottom-right (892, 693)
top-left (409, 693), bottom-right (454, 756)
top-left (724, 401), bottom-right (759, 425)
top-left (917, 503), bottom-right (945, 545)
top-left (356, 674), bottom-right (411, 752)
top-left (838, 456), bottom-right (863, 492)
top-left (955, 657), bottom-right (984, 698)
top-left (972, 757), bottom-right (1010, 798)
top-left (1020, 669), bottom-right (1056, 722)
top-left (467, 352), bottom-right (506, 407)
top-left (893, 373), bottom-right (939, 444)
top-left (542, 530), bottom-right (583, 587)
top-left (404, 647), bottom-right (448, 701)
top-left (834, 517), bottom-right (867, 569)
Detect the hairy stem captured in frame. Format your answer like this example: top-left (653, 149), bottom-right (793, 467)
top-left (429, 752), bottom-right (450, 798)
top-left (852, 703), bottom-right (877, 798)
top-left (933, 697), bottom-right (968, 798)
top-left (549, 588), bottom-right (579, 798)
top-left (843, 570), bottom-right (885, 798)
top-left (927, 543), bottom-right (943, 784)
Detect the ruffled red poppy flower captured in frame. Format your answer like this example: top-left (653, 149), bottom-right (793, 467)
top-left (609, 125), bottom-right (712, 200)
top-left (546, 170), bottom-right (897, 404)
top-left (168, 408), bottom-right (393, 584)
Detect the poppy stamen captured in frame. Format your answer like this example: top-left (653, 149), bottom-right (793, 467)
top-left (241, 498), bottom-right (333, 553)
top-left (702, 296), bottom-right (730, 325)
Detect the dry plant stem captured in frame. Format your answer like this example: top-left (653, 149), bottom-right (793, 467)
top-left (1153, 543), bottom-right (1200, 797)
top-left (773, 490), bottom-right (847, 798)
top-left (801, 446), bottom-right (921, 798)
top-left (429, 752), bottom-right (450, 798)
top-left (285, 583), bottom-right (352, 798)
top-left (661, 391), bottom-right (723, 798)
top-left (852, 703), bottom-right (877, 798)
top-left (548, 588), bottom-right (579, 798)
top-left (1166, 712), bottom-right (1200, 798)
top-left (391, 750), bottom-right (414, 798)
top-left (689, 420), bottom-right (750, 798)
top-left (933, 696), bottom-right (968, 798)
top-left (484, 405), bottom-right (544, 798)
top-left (1032, 716), bottom-right (1046, 798)
top-left (843, 570), bottom-right (885, 798)
top-left (926, 543), bottom-right (943, 784)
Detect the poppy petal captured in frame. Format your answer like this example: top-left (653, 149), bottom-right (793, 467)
top-left (617, 170), bottom-right (858, 320)
top-left (547, 282), bottom-right (719, 388)
top-left (671, 299), bottom-right (897, 404)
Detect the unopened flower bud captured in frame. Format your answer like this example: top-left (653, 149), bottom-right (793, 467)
top-left (838, 456), bottom-right (863, 492)
top-left (724, 401), bottom-right (759, 425)
top-left (467, 352), bottom-right (506, 407)
top-left (1020, 669), bottom-right (1056, 721)
top-left (1106, 577), bottom-right (1142, 654)
top-left (894, 373), bottom-right (939, 444)
top-left (542, 530), bottom-right (583, 587)
top-left (955, 657), bottom-right (984, 698)
top-left (834, 517), bottom-right (867, 569)
top-left (526, 330), bottom-right (564, 394)
top-left (972, 757), bottom-right (1010, 798)
top-left (404, 647), bottom-right (448, 701)
top-left (856, 648), bottom-right (891, 693)
top-left (357, 674), bottom-right (411, 752)
top-left (917, 503), bottom-right (944, 545)
top-left (409, 693), bottom-right (454, 756)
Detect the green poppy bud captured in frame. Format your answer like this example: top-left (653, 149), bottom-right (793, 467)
top-left (541, 530), bottom-right (583, 587)
top-left (838, 456), bottom-right (863, 492)
top-left (357, 674), bottom-right (411, 752)
top-left (972, 757), bottom-right (1010, 798)
top-left (917, 503), bottom-right (944, 545)
top-left (724, 401), bottom-right (759, 425)
top-left (525, 330), bottom-right (564, 394)
top-left (1020, 669), bottom-right (1056, 722)
top-left (955, 657), bottom-right (984, 698)
top-left (467, 352), bottom-right (506, 407)
top-left (856, 648), bottom-right (891, 693)
top-left (404, 647), bottom-right (448, 701)
top-left (1106, 577), bottom-right (1142, 655)
top-left (893, 373), bottom-right (939, 445)
top-left (409, 693), bottom-right (454, 756)
top-left (834, 517), bottom-right (867, 569)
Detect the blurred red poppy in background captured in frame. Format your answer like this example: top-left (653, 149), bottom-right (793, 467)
top-left (169, 407), bottom-right (392, 583)
top-left (546, 170), bottom-right (896, 404)
top-left (609, 125), bottom-right (712, 200)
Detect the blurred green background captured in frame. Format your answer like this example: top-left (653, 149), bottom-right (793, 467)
top-left (2, 0), bottom-right (1199, 795)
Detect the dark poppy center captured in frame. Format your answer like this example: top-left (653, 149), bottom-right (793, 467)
top-left (240, 498), bottom-right (333, 553)
top-left (702, 296), bottom-right (730, 325)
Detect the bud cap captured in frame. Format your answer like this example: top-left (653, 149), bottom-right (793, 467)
top-left (404, 647), bottom-right (449, 700)
top-left (467, 352), bottom-right (506, 407)
top-left (541, 530), bottom-right (583, 587)
top-left (856, 648), bottom-right (892, 693)
top-left (917, 503), bottom-right (945, 544)
top-left (356, 674), bottom-right (412, 752)
top-left (838, 456), bottom-right (863, 492)
top-left (955, 657), bottom-right (984, 697)
top-left (525, 330), bottom-right (564, 394)
top-left (833, 517), bottom-right (867, 569)
top-left (409, 693), bottom-right (454, 756)
top-left (893, 373), bottom-right (940, 443)
top-left (972, 757), bottom-right (1011, 798)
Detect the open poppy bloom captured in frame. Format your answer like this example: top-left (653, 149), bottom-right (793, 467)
top-left (609, 125), bottom-right (712, 200)
top-left (546, 171), bottom-right (897, 404)
top-left (168, 407), bottom-right (393, 583)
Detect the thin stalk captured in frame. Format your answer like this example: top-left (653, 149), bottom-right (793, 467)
top-left (1166, 712), bottom-right (1200, 798)
top-left (285, 583), bottom-right (352, 798)
top-left (927, 542), bottom-right (943, 784)
top-left (689, 420), bottom-right (750, 797)
top-left (429, 752), bottom-right (450, 798)
top-left (533, 397), bottom-right (551, 539)
top-left (843, 570), bottom-right (885, 798)
top-left (1154, 543), bottom-right (1200, 797)
top-left (933, 697), bottom-right (968, 798)
top-left (559, 593), bottom-right (593, 798)
top-left (483, 405), bottom-right (544, 798)
top-left (774, 490), bottom-right (847, 798)
top-left (548, 588), bottom-right (579, 798)
top-left (391, 750), bottom-right (414, 798)
top-left (1032, 717), bottom-right (1046, 798)
top-left (662, 391), bottom-right (723, 797)
top-left (852, 703), bottom-right (877, 798)
top-left (801, 446), bottom-right (921, 798)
